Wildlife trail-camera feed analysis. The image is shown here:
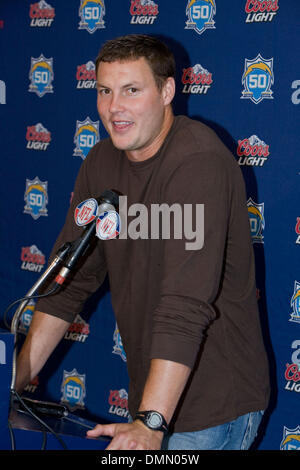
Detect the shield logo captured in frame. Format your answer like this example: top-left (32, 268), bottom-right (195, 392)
top-left (24, 176), bottom-right (48, 220)
top-left (290, 281), bottom-right (300, 324)
top-left (61, 369), bottom-right (86, 411)
top-left (280, 426), bottom-right (300, 450)
top-left (241, 54), bottom-right (274, 104)
top-left (78, 0), bottom-right (105, 34)
top-left (73, 117), bottom-right (100, 160)
top-left (29, 54), bottom-right (54, 97)
top-left (247, 198), bottom-right (265, 243)
top-left (185, 0), bottom-right (216, 35)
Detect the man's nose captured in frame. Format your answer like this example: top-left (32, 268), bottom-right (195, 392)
top-left (109, 92), bottom-right (125, 114)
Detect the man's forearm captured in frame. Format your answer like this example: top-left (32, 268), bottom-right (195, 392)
top-left (138, 358), bottom-right (191, 424)
top-left (87, 358), bottom-right (192, 449)
top-left (15, 310), bottom-right (70, 393)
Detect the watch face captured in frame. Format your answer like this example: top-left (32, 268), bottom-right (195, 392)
top-left (147, 412), bottom-right (163, 428)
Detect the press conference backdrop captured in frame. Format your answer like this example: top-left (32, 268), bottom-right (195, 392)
top-left (0, 0), bottom-right (299, 451)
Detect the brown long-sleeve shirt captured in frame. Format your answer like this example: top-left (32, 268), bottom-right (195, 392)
top-left (37, 116), bottom-right (270, 432)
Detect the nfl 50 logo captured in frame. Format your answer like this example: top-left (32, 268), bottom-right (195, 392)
top-left (280, 426), bottom-right (300, 450)
top-left (73, 117), bottom-right (100, 160)
top-left (24, 177), bottom-right (48, 220)
top-left (61, 369), bottom-right (86, 411)
top-left (247, 198), bottom-right (265, 243)
top-left (78, 0), bottom-right (105, 33)
top-left (29, 54), bottom-right (54, 98)
top-left (290, 281), bottom-right (300, 324)
top-left (185, 0), bottom-right (216, 35)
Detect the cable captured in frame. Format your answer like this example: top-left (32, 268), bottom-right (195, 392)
top-left (11, 390), bottom-right (68, 450)
top-left (41, 428), bottom-right (47, 450)
top-left (7, 419), bottom-right (16, 450)
top-left (13, 407), bottom-right (48, 450)
top-left (63, 415), bottom-right (94, 430)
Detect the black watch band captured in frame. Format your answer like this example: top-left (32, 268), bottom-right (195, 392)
top-left (135, 410), bottom-right (168, 435)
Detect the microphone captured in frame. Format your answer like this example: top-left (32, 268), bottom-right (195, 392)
top-left (54, 190), bottom-right (119, 286)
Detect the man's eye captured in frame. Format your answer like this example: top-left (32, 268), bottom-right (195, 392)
top-left (128, 87), bottom-right (138, 94)
top-left (99, 88), bottom-right (110, 95)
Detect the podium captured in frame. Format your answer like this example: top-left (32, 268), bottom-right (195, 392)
top-left (0, 329), bottom-right (110, 450)
top-left (0, 329), bottom-right (14, 449)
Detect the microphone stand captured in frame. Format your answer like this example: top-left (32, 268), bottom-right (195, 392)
top-left (8, 241), bottom-right (82, 449)
top-left (10, 242), bottom-right (72, 392)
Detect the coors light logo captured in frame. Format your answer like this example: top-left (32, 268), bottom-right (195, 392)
top-left (130, 0), bottom-right (159, 25)
top-left (245, 0), bottom-right (279, 23)
top-left (64, 314), bottom-right (90, 343)
top-left (29, 0), bottom-right (55, 27)
top-left (295, 218), bottom-right (300, 245)
top-left (21, 245), bottom-right (46, 272)
top-left (108, 388), bottom-right (130, 420)
top-left (76, 61), bottom-right (96, 89)
top-left (237, 135), bottom-right (269, 166)
top-left (26, 123), bottom-right (51, 151)
top-left (284, 340), bottom-right (300, 394)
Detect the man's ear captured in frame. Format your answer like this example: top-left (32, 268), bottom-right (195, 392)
top-left (162, 77), bottom-right (176, 106)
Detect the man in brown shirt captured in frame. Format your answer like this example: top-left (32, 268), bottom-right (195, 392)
top-left (15, 35), bottom-right (270, 450)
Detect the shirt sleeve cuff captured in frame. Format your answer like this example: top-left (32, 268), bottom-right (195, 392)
top-left (150, 334), bottom-right (201, 369)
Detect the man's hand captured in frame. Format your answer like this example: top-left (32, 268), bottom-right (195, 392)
top-left (86, 420), bottom-right (164, 450)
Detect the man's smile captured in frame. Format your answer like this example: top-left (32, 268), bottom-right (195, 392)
top-left (112, 120), bottom-right (134, 131)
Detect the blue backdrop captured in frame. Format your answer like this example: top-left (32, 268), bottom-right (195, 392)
top-left (0, 0), bottom-right (299, 450)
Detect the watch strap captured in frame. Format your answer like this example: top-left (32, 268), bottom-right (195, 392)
top-left (135, 410), bottom-right (168, 435)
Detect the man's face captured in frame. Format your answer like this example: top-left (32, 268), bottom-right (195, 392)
top-left (96, 57), bottom-right (174, 161)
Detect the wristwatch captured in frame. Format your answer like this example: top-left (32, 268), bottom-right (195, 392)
top-left (135, 410), bottom-right (168, 435)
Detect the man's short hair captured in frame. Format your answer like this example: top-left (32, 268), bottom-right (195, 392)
top-left (95, 34), bottom-right (175, 90)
